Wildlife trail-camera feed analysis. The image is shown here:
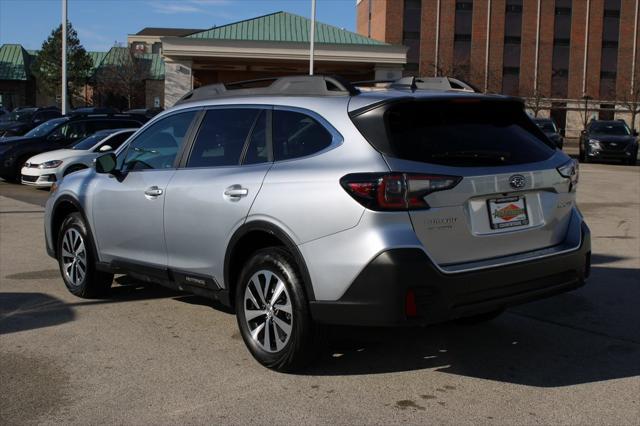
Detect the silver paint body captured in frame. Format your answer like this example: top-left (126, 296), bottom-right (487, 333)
top-left (45, 90), bottom-right (582, 301)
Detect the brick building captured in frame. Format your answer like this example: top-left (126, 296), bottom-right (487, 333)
top-left (357, 0), bottom-right (640, 136)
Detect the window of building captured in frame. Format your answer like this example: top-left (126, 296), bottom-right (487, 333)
top-left (502, 0), bottom-right (523, 96)
top-left (600, 0), bottom-right (621, 99)
top-left (453, 0), bottom-right (473, 80)
top-left (599, 103), bottom-right (616, 120)
top-left (551, 0), bottom-right (572, 98)
top-left (152, 42), bottom-right (161, 54)
top-left (402, 0), bottom-right (422, 72)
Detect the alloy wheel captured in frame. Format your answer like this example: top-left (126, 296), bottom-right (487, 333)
top-left (243, 270), bottom-right (293, 353)
top-left (61, 228), bottom-right (87, 287)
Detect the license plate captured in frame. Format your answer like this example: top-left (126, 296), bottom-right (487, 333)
top-left (487, 196), bottom-right (529, 229)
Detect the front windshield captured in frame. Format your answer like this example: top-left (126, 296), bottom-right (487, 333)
top-left (590, 123), bottom-right (631, 136)
top-left (73, 133), bottom-right (109, 150)
top-left (536, 121), bottom-right (557, 133)
top-left (23, 118), bottom-right (67, 138)
top-left (7, 110), bottom-right (35, 122)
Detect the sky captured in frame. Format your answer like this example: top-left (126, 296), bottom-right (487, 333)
top-left (0, 0), bottom-right (357, 52)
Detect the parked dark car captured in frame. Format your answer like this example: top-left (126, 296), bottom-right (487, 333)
top-left (124, 107), bottom-right (164, 119)
top-left (579, 120), bottom-right (638, 165)
top-left (0, 107), bottom-right (62, 138)
top-left (69, 107), bottom-right (119, 115)
top-left (0, 107), bottom-right (8, 119)
top-left (0, 113), bottom-right (144, 182)
top-left (532, 117), bottom-right (563, 149)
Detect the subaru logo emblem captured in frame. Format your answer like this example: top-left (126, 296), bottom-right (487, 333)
top-left (610, 142), bottom-right (617, 146)
top-left (509, 174), bottom-right (526, 189)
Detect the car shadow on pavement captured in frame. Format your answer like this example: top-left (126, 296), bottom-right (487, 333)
top-left (0, 292), bottom-right (75, 335)
top-left (301, 265), bottom-right (640, 387)
top-left (0, 277), bottom-right (180, 335)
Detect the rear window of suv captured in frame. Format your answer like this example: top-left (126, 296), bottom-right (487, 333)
top-left (351, 99), bottom-right (556, 167)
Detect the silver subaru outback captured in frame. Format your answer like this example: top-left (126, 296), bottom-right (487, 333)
top-left (44, 76), bottom-right (590, 371)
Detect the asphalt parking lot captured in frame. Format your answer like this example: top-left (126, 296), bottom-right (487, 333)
top-left (0, 163), bottom-right (638, 425)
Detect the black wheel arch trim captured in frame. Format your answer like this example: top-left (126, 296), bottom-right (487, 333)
top-left (224, 220), bottom-right (315, 302)
top-left (51, 195), bottom-right (100, 261)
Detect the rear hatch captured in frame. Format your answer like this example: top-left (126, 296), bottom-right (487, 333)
top-left (350, 95), bottom-right (577, 266)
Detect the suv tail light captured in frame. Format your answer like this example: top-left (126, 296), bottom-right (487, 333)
top-left (340, 173), bottom-right (461, 211)
top-left (557, 159), bottom-right (579, 192)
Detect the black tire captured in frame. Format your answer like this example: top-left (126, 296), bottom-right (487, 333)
top-left (57, 212), bottom-right (113, 298)
top-left (455, 309), bottom-right (504, 325)
top-left (627, 153), bottom-right (638, 166)
top-left (14, 155), bottom-right (33, 183)
top-left (63, 164), bottom-right (87, 176)
top-left (235, 247), bottom-right (317, 372)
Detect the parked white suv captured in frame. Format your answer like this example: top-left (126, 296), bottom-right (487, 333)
top-left (44, 76), bottom-right (590, 371)
top-left (21, 129), bottom-right (135, 187)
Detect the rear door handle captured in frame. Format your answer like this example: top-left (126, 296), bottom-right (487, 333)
top-left (144, 186), bottom-right (163, 197)
top-left (224, 185), bottom-right (248, 199)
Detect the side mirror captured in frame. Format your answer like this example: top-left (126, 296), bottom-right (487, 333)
top-left (633, 130), bottom-right (638, 136)
top-left (98, 145), bottom-right (112, 152)
top-left (95, 153), bottom-right (117, 174)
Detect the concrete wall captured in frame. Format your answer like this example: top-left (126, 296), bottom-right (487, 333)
top-left (164, 59), bottom-right (192, 108)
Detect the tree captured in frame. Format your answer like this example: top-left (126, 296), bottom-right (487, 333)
top-left (93, 48), bottom-right (150, 110)
top-left (525, 89), bottom-right (546, 117)
top-left (31, 23), bottom-right (93, 108)
top-left (618, 74), bottom-right (640, 132)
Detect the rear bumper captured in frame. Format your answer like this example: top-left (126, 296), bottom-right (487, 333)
top-left (310, 221), bottom-right (591, 326)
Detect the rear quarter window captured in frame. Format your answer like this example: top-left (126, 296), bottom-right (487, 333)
top-left (352, 99), bottom-right (556, 167)
top-left (273, 110), bottom-right (333, 161)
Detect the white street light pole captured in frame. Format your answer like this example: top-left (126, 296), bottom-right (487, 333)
top-left (61, 0), bottom-right (68, 114)
top-left (309, 0), bottom-right (316, 75)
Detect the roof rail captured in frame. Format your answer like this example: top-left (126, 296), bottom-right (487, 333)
top-left (174, 75), bottom-right (360, 106)
top-left (64, 112), bottom-right (146, 120)
top-left (354, 76), bottom-right (478, 93)
top-left (391, 76), bottom-right (477, 92)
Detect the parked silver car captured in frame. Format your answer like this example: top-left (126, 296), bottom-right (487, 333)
top-left (44, 76), bottom-right (590, 371)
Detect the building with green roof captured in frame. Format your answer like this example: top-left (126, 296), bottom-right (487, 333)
top-left (0, 44), bottom-right (36, 109)
top-left (161, 11), bottom-right (407, 107)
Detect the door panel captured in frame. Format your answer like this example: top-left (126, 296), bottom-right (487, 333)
top-left (91, 110), bottom-right (198, 267)
top-left (164, 164), bottom-right (271, 286)
top-left (164, 107), bottom-right (269, 288)
top-left (92, 170), bottom-right (176, 266)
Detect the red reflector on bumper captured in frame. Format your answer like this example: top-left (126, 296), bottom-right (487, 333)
top-left (406, 289), bottom-right (417, 317)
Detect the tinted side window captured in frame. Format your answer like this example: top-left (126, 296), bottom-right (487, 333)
top-left (187, 108), bottom-right (260, 168)
top-left (273, 110), bottom-right (332, 161)
top-left (243, 111), bottom-right (269, 165)
top-left (122, 111), bottom-right (196, 171)
top-left (57, 121), bottom-right (89, 145)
